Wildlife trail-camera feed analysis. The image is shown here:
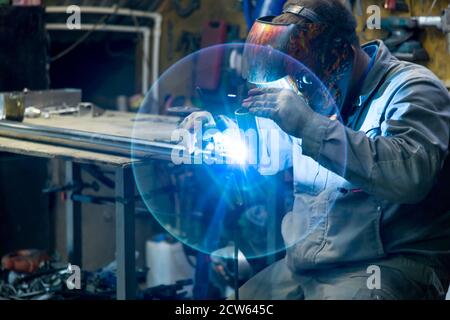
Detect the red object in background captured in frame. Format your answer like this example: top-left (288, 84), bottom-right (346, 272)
top-left (195, 20), bottom-right (228, 91)
top-left (1, 250), bottom-right (49, 273)
top-left (384, 0), bottom-right (396, 10)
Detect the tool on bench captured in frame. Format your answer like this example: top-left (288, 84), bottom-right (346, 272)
top-left (413, 5), bottom-right (450, 54)
top-left (381, 16), bottom-right (430, 61)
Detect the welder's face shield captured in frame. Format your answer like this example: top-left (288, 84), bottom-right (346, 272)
top-left (243, 18), bottom-right (295, 85)
top-left (242, 16), bottom-right (324, 85)
top-left (242, 16), bottom-right (352, 116)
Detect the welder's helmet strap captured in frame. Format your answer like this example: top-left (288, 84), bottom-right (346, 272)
top-left (282, 4), bottom-right (322, 23)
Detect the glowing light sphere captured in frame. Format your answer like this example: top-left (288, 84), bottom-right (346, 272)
top-left (131, 43), bottom-right (343, 259)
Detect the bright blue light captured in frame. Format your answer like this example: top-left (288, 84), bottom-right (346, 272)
top-left (211, 130), bottom-right (248, 165)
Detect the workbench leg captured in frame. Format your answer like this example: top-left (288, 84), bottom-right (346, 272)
top-left (115, 166), bottom-right (136, 300)
top-left (65, 161), bottom-right (82, 267)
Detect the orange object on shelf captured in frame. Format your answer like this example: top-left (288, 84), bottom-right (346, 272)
top-left (1, 250), bottom-right (49, 273)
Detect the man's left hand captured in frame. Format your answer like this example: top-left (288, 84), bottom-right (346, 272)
top-left (242, 88), bottom-right (315, 138)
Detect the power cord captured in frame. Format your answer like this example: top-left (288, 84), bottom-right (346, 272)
top-left (50, 5), bottom-right (119, 62)
top-left (428, 0), bottom-right (438, 15)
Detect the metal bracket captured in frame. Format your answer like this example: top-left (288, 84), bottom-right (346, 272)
top-left (70, 194), bottom-right (141, 206)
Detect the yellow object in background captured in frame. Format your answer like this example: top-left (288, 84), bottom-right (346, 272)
top-left (2, 92), bottom-right (25, 122)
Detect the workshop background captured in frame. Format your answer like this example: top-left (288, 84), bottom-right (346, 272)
top-left (0, 0), bottom-right (449, 300)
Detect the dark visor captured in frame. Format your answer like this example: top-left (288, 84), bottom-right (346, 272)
top-left (242, 16), bottom-right (326, 84)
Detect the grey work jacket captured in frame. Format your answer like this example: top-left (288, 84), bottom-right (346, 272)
top-left (258, 40), bottom-right (450, 272)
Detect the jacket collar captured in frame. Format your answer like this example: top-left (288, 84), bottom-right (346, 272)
top-left (357, 40), bottom-right (397, 107)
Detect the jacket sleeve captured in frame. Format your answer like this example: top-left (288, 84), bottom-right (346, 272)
top-left (257, 117), bottom-right (294, 175)
top-left (301, 77), bottom-right (450, 204)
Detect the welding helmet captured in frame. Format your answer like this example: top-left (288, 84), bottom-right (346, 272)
top-left (242, 4), bottom-right (355, 115)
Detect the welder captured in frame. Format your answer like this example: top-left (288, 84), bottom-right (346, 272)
top-left (182, 0), bottom-right (450, 299)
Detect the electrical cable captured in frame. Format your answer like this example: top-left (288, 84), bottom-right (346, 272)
top-left (427, 0), bottom-right (438, 15)
top-left (183, 244), bottom-right (197, 268)
top-left (50, 5), bottom-right (120, 62)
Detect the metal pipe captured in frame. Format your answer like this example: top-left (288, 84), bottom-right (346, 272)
top-left (46, 23), bottom-right (149, 34)
top-left (46, 5), bottom-right (162, 21)
top-left (0, 120), bottom-right (182, 160)
top-left (143, 28), bottom-right (151, 97)
top-left (45, 6), bottom-right (162, 99)
top-left (414, 16), bottom-right (442, 28)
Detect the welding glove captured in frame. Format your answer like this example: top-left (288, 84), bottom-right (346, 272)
top-left (242, 87), bottom-right (314, 138)
top-left (178, 111), bottom-right (238, 154)
top-left (179, 111), bottom-right (216, 131)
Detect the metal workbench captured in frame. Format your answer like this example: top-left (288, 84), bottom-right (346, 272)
top-left (0, 111), bottom-right (180, 300)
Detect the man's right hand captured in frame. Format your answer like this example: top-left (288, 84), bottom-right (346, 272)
top-left (179, 111), bottom-right (216, 131)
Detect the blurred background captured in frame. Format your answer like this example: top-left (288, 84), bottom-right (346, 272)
top-left (0, 0), bottom-right (449, 300)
